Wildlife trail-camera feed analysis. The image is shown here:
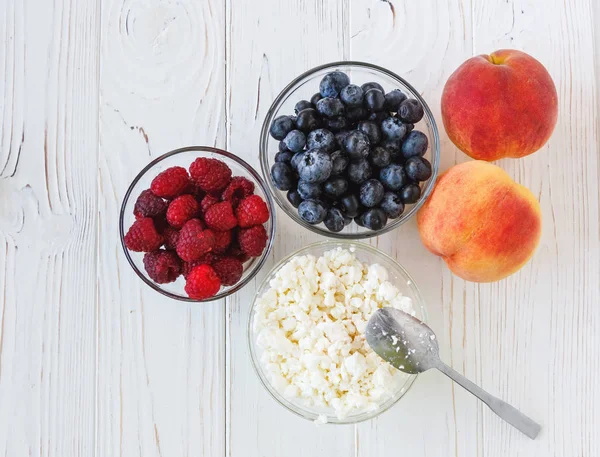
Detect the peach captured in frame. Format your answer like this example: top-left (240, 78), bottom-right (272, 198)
top-left (441, 49), bottom-right (558, 161)
top-left (417, 161), bottom-right (541, 282)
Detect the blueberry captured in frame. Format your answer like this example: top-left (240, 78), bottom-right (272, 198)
top-left (270, 162), bottom-right (296, 191)
top-left (404, 156), bottom-right (432, 182)
top-left (401, 130), bottom-right (429, 158)
top-left (406, 123), bottom-right (415, 133)
top-left (297, 180), bottom-right (323, 200)
top-left (298, 199), bottom-right (327, 224)
top-left (323, 177), bottom-right (348, 198)
top-left (339, 194), bottom-right (361, 218)
top-left (335, 131), bottom-right (351, 148)
top-left (290, 152), bottom-right (305, 171)
top-left (297, 148), bottom-right (332, 183)
top-left (354, 215), bottom-right (365, 227)
top-left (324, 116), bottom-right (349, 133)
top-left (310, 92), bottom-right (323, 106)
top-left (275, 150), bottom-right (293, 163)
top-left (343, 130), bottom-right (370, 162)
top-left (368, 111), bottom-right (389, 123)
top-left (361, 82), bottom-right (385, 94)
top-left (370, 146), bottom-right (391, 168)
top-left (384, 89), bottom-right (407, 112)
top-left (282, 129), bottom-right (306, 153)
top-left (330, 150), bottom-right (349, 175)
top-left (400, 183), bottom-right (421, 203)
top-left (381, 139), bottom-right (402, 161)
top-left (343, 215), bottom-right (353, 226)
top-left (364, 89), bottom-right (385, 111)
top-left (278, 141), bottom-right (288, 152)
top-left (380, 192), bottom-right (404, 218)
top-left (269, 115), bottom-right (295, 140)
top-left (357, 121), bottom-right (382, 145)
top-left (287, 189), bottom-right (303, 208)
top-left (347, 159), bottom-right (372, 184)
top-left (379, 163), bottom-right (407, 190)
top-left (296, 108), bottom-right (321, 132)
top-left (360, 208), bottom-right (388, 230)
top-left (340, 84), bottom-right (364, 107)
top-left (397, 99), bottom-right (424, 123)
top-left (307, 128), bottom-right (335, 152)
top-left (359, 179), bottom-right (385, 208)
top-left (316, 97), bottom-right (345, 118)
top-left (346, 106), bottom-right (369, 122)
top-left (324, 207), bottom-right (345, 232)
top-left (295, 100), bottom-right (313, 114)
top-left (381, 117), bottom-right (407, 141)
top-left (319, 71), bottom-right (350, 98)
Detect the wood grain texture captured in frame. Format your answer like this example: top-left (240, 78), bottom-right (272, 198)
top-left (0, 0), bottom-right (99, 456)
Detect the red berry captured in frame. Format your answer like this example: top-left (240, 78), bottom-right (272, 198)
top-left (184, 181), bottom-right (206, 201)
top-left (236, 195), bottom-right (270, 228)
top-left (212, 257), bottom-right (244, 286)
top-left (189, 158), bottom-right (232, 193)
top-left (226, 244), bottom-right (250, 263)
top-left (222, 177), bottom-right (255, 207)
top-left (176, 219), bottom-right (216, 262)
top-left (204, 201), bottom-right (238, 231)
top-left (133, 189), bottom-right (168, 219)
top-left (185, 264), bottom-right (221, 299)
top-left (162, 227), bottom-right (180, 251)
top-left (150, 166), bottom-right (190, 198)
top-left (143, 250), bottom-right (182, 283)
top-left (181, 252), bottom-right (220, 278)
top-left (213, 230), bottom-right (232, 253)
top-left (166, 194), bottom-right (199, 228)
top-left (238, 225), bottom-right (268, 257)
top-left (200, 194), bottom-right (220, 216)
top-left (124, 217), bottom-right (163, 252)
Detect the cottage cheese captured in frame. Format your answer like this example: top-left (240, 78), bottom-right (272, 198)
top-left (253, 247), bottom-right (415, 420)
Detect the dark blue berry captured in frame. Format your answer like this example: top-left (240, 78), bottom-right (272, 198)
top-left (370, 146), bottom-right (391, 168)
top-left (340, 84), bottom-right (364, 107)
top-left (384, 89), bottom-right (407, 112)
top-left (339, 194), bottom-right (360, 218)
top-left (298, 199), bottom-right (327, 224)
top-left (343, 215), bottom-right (353, 226)
top-left (381, 139), bottom-right (402, 162)
top-left (400, 183), bottom-right (421, 203)
top-left (296, 108), bottom-right (321, 132)
top-left (324, 116), bottom-right (349, 133)
top-left (347, 159), bottom-right (372, 184)
top-left (404, 156), bottom-right (432, 182)
top-left (343, 130), bottom-right (370, 162)
top-left (354, 215), bottom-right (365, 227)
top-left (294, 100), bottom-right (313, 114)
top-left (323, 207), bottom-right (345, 232)
top-left (368, 111), bottom-right (389, 123)
top-left (359, 179), bottom-right (385, 208)
top-left (323, 177), bottom-right (348, 198)
top-left (269, 115), bottom-right (295, 140)
top-left (275, 150), bottom-right (293, 163)
top-left (357, 121), bottom-right (382, 145)
top-left (297, 180), bottom-right (323, 200)
top-left (380, 192), bottom-right (404, 218)
top-left (316, 97), bottom-right (345, 118)
top-left (270, 162), bottom-right (296, 190)
top-left (346, 106), bottom-right (369, 122)
top-left (364, 89), bottom-right (385, 111)
top-left (379, 163), bottom-right (407, 190)
top-left (310, 92), bottom-right (323, 106)
top-left (287, 189), bottom-right (303, 208)
top-left (397, 99), bottom-right (424, 123)
top-left (361, 82), bottom-right (385, 94)
top-left (335, 131), bottom-right (351, 148)
top-left (278, 141), bottom-right (288, 152)
top-left (401, 130), bottom-right (429, 158)
top-left (307, 128), bottom-right (336, 152)
top-left (297, 148), bottom-right (332, 183)
top-left (360, 208), bottom-right (388, 230)
top-left (406, 123), bottom-right (415, 133)
top-left (381, 117), bottom-right (407, 141)
top-left (319, 71), bottom-right (350, 98)
top-left (282, 129), bottom-right (306, 152)
top-left (330, 150), bottom-right (349, 175)
top-left (290, 152), bottom-right (305, 171)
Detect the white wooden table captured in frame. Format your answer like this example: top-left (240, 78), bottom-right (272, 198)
top-left (1, 0), bottom-right (599, 455)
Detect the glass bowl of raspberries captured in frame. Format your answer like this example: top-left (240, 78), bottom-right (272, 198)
top-left (120, 146), bottom-right (276, 302)
top-left (260, 61), bottom-right (440, 238)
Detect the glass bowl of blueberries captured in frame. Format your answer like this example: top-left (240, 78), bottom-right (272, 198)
top-left (260, 61), bottom-right (440, 238)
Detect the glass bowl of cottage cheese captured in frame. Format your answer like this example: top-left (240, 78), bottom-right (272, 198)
top-left (248, 240), bottom-right (427, 424)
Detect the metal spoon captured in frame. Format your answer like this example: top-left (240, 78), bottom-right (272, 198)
top-left (365, 307), bottom-right (541, 439)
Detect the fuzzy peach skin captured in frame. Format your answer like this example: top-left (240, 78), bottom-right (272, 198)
top-left (417, 161), bottom-right (542, 282)
top-left (441, 49), bottom-right (558, 161)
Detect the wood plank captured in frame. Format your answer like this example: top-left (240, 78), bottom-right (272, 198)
top-left (96, 1), bottom-right (226, 456)
top-left (0, 0), bottom-right (99, 455)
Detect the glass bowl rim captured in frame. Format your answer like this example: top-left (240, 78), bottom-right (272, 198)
top-left (259, 60), bottom-right (441, 240)
top-left (247, 239), bottom-right (428, 424)
top-left (119, 145), bottom-right (277, 303)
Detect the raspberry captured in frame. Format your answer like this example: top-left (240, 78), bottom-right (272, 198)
top-left (204, 201), bottom-right (238, 231)
top-left (189, 158), bottom-right (232, 193)
top-left (133, 189), bottom-right (168, 219)
top-left (150, 166), bottom-right (190, 198)
top-left (181, 253), bottom-right (214, 278)
top-left (185, 264), bottom-right (221, 299)
top-left (236, 195), bottom-right (270, 228)
top-left (226, 244), bottom-right (250, 263)
top-left (124, 217), bottom-right (163, 252)
top-left (238, 225), bottom-right (268, 257)
top-left (166, 194), bottom-right (199, 228)
top-left (162, 226), bottom-right (180, 251)
top-left (176, 219), bottom-right (216, 262)
top-left (221, 177), bottom-right (255, 207)
top-left (200, 194), bottom-right (219, 216)
top-left (184, 181), bottom-right (206, 201)
top-left (213, 230), bottom-right (232, 253)
top-left (212, 257), bottom-right (244, 286)
top-left (143, 250), bottom-right (181, 284)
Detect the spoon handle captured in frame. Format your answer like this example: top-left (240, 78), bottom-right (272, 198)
top-left (435, 362), bottom-right (541, 439)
